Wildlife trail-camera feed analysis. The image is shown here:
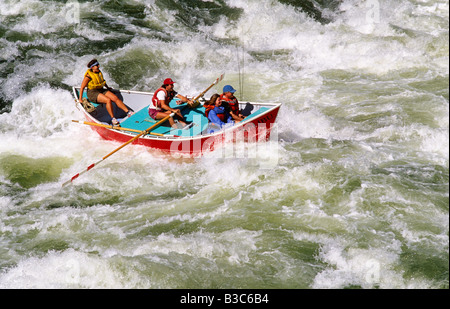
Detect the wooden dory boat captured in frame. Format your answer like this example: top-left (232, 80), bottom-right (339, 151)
top-left (72, 87), bottom-right (281, 156)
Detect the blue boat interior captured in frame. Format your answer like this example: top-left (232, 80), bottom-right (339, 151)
top-left (77, 89), bottom-right (269, 137)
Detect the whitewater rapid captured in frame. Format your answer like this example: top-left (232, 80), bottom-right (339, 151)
top-left (0, 0), bottom-right (448, 289)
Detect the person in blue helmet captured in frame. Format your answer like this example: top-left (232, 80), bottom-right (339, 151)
top-left (220, 84), bottom-right (244, 122)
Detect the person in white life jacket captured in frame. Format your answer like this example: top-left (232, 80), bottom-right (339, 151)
top-left (149, 78), bottom-right (192, 128)
top-left (204, 93), bottom-right (234, 129)
top-left (79, 59), bottom-right (133, 126)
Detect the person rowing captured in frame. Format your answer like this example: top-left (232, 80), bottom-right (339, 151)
top-left (148, 78), bottom-right (192, 128)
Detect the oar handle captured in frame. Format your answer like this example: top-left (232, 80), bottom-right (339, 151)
top-left (72, 120), bottom-right (164, 136)
top-left (102, 113), bottom-right (174, 160)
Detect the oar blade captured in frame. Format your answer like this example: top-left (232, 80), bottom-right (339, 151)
top-left (190, 73), bottom-right (226, 107)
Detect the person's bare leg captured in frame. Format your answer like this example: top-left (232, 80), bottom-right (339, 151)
top-left (96, 93), bottom-right (115, 118)
top-left (156, 111), bottom-right (176, 128)
top-left (105, 91), bottom-right (129, 113)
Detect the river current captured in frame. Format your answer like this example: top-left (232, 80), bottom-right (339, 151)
top-left (0, 0), bottom-right (448, 289)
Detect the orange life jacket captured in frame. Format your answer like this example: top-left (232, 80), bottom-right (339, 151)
top-left (205, 105), bottom-right (227, 122)
top-left (151, 88), bottom-right (176, 110)
top-left (204, 103), bottom-right (215, 118)
top-left (214, 109), bottom-right (226, 122)
top-left (220, 94), bottom-right (239, 115)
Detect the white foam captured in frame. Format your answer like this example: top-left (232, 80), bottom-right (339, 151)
top-left (0, 0), bottom-right (448, 289)
top-left (311, 238), bottom-right (433, 288)
top-left (0, 249), bottom-right (147, 288)
top-left (0, 87), bottom-right (81, 157)
top-left (209, 0), bottom-right (448, 77)
top-left (0, 0), bottom-right (42, 17)
top-left (2, 0), bottom-right (85, 35)
top-left (73, 24), bottom-right (110, 42)
top-left (132, 229), bottom-right (261, 265)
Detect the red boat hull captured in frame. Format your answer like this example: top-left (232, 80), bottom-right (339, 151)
top-left (83, 105), bottom-right (280, 157)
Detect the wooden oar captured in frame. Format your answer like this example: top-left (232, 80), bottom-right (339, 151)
top-left (62, 113), bottom-right (174, 187)
top-left (188, 73), bottom-right (224, 108)
top-left (72, 120), bottom-right (164, 136)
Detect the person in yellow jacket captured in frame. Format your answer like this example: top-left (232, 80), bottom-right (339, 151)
top-left (79, 59), bottom-right (133, 125)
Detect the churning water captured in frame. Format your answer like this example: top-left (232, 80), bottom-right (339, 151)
top-left (0, 0), bottom-right (448, 289)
